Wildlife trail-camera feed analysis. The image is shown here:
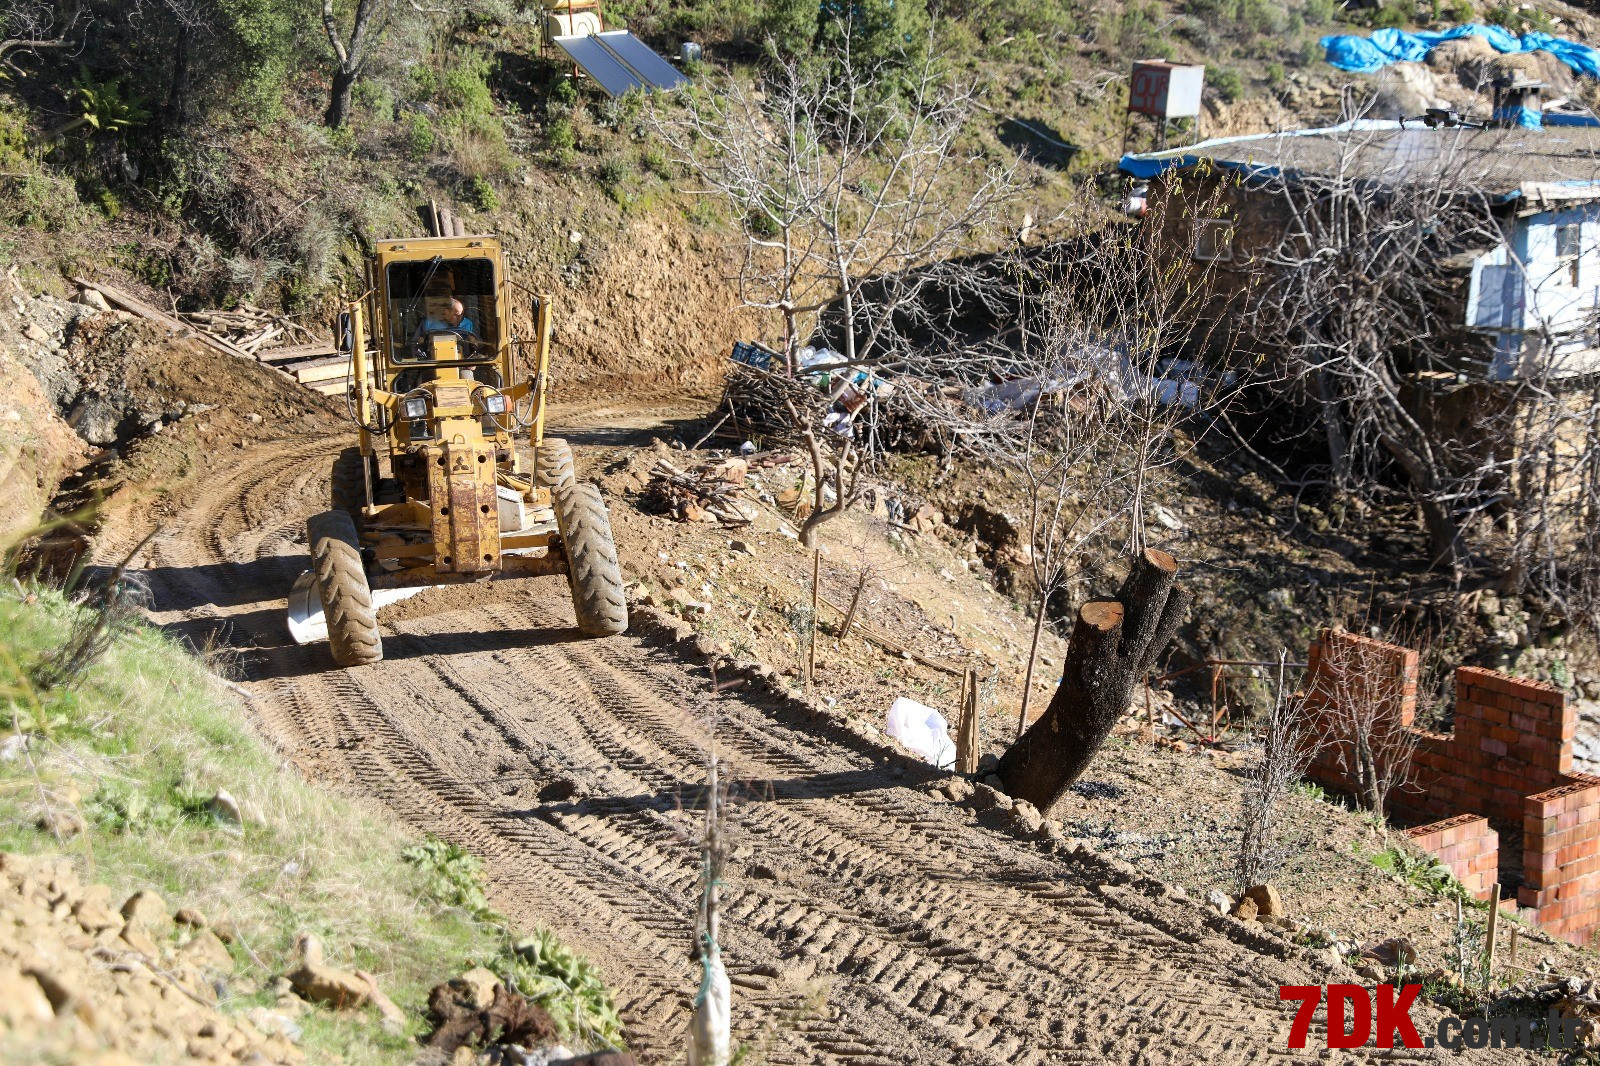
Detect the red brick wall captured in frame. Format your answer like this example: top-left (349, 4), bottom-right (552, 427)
top-left (1302, 630), bottom-right (1599, 944)
top-left (1521, 775), bottom-right (1600, 943)
top-left (1304, 631), bottom-right (1419, 798)
top-left (1404, 668), bottom-right (1570, 826)
top-left (1404, 814), bottom-right (1498, 902)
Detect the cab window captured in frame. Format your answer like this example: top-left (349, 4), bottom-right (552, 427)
top-left (386, 258), bottom-right (498, 363)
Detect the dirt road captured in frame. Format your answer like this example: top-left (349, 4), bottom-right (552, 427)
top-left (93, 423), bottom-right (1469, 1065)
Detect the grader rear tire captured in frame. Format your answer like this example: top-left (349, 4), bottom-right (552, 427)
top-left (331, 448), bottom-right (367, 515)
top-left (554, 482), bottom-right (627, 637)
top-left (307, 510), bottom-right (383, 666)
top-left (536, 437), bottom-right (575, 489)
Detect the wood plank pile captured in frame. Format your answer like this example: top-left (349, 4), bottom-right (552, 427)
top-left (71, 278), bottom-right (345, 397)
top-left (177, 304), bottom-right (321, 357)
top-left (721, 362), bottom-right (818, 445)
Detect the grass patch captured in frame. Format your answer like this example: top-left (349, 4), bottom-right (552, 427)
top-left (0, 586), bottom-right (622, 1062)
top-left (1364, 842), bottom-right (1469, 901)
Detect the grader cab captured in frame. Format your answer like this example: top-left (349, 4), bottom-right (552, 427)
top-left (287, 234), bottom-right (626, 665)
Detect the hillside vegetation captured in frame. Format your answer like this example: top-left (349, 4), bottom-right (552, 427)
top-left (2, 0), bottom-right (1542, 323)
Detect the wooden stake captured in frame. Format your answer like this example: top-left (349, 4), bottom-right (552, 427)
top-left (838, 569), bottom-right (868, 642)
top-left (1509, 924), bottom-right (1519, 968)
top-left (806, 547), bottom-right (821, 684)
top-left (956, 668), bottom-right (981, 775)
top-left (1485, 883), bottom-right (1501, 984)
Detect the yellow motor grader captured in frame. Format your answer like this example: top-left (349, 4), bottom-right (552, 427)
top-left (287, 234), bottom-right (627, 665)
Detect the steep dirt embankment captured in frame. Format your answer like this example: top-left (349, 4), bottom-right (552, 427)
top-left (496, 196), bottom-right (764, 400)
top-left (70, 408), bottom-right (1542, 1064)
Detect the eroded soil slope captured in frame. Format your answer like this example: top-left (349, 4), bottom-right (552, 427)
top-left (81, 418), bottom-right (1527, 1065)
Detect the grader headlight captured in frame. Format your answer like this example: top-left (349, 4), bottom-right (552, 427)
top-left (483, 393), bottom-right (507, 415)
top-left (402, 396), bottom-right (429, 420)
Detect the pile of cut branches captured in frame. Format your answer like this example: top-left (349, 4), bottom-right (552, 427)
top-left (641, 457), bottom-right (756, 527)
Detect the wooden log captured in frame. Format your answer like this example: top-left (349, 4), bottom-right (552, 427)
top-left (996, 549), bottom-right (1189, 813)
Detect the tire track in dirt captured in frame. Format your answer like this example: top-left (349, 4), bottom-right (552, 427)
top-left (95, 430), bottom-right (1509, 1065)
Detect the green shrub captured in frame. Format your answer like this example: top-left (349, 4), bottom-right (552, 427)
top-left (465, 175), bottom-right (498, 212)
top-left (547, 116), bottom-right (577, 154)
top-left (1440, 0), bottom-right (1474, 21)
top-left (1371, 2), bottom-right (1409, 28)
top-left (410, 63), bottom-right (439, 101)
top-left (406, 113), bottom-right (437, 159)
top-left (759, 0), bottom-right (817, 56)
top-left (441, 52), bottom-right (496, 120)
top-left (1302, 0), bottom-right (1339, 25)
top-left (3, 173), bottom-right (86, 231)
top-left (0, 107), bottom-right (28, 171)
top-left (1265, 61), bottom-right (1286, 85)
top-left (551, 75), bottom-right (578, 106)
top-left (1211, 66), bottom-right (1245, 103)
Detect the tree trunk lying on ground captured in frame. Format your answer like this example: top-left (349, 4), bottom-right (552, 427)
top-left (997, 549), bottom-right (1190, 813)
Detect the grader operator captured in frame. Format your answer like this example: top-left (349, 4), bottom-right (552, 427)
top-left (287, 235), bottom-right (626, 666)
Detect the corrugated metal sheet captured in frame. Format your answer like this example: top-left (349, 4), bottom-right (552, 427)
top-left (553, 29), bottom-right (688, 97)
top-left (553, 33), bottom-right (646, 97)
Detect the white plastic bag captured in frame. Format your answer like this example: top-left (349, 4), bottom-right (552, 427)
top-left (885, 697), bottom-right (956, 770)
top-left (687, 940), bottom-right (730, 1066)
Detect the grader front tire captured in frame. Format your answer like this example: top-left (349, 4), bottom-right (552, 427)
top-left (536, 437), bottom-right (576, 489)
top-left (554, 483), bottom-right (627, 637)
top-left (307, 510), bottom-right (383, 666)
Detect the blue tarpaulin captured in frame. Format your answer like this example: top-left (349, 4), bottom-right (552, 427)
top-left (1321, 24), bottom-right (1600, 79)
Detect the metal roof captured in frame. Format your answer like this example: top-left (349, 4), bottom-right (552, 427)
top-left (553, 30), bottom-right (687, 97)
top-left (1121, 119), bottom-right (1600, 203)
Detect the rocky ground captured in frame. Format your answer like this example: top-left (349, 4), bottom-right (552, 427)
top-left (0, 851), bottom-right (302, 1065)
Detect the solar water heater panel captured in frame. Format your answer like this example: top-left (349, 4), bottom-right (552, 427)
top-left (553, 34), bottom-right (646, 97)
top-left (594, 30), bottom-right (689, 92)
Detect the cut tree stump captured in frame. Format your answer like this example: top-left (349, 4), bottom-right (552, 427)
top-left (996, 548), bottom-right (1189, 813)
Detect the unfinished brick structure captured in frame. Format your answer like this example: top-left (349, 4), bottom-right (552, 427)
top-left (1304, 630), bottom-right (1600, 944)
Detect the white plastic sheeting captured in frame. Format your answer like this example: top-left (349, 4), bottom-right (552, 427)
top-left (885, 697), bottom-right (956, 770)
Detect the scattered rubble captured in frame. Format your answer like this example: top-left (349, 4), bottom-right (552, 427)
top-left (0, 851), bottom-right (301, 1064)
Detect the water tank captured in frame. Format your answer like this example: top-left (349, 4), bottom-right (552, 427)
top-left (1128, 62), bottom-right (1205, 119)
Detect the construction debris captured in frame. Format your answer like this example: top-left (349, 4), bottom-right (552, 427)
top-left (69, 278), bottom-right (340, 395)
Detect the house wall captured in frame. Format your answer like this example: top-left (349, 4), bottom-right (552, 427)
top-left (1480, 204), bottom-right (1600, 380)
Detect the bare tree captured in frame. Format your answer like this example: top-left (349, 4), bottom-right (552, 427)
top-left (1495, 348), bottom-right (1600, 637)
top-left (1236, 653), bottom-right (1322, 892)
top-left (659, 28), bottom-right (1024, 374)
top-left (0, 0), bottom-right (81, 76)
top-left (1308, 629), bottom-right (1420, 818)
top-left (1218, 111), bottom-right (1600, 639)
top-left (322, 0), bottom-right (394, 129)
top-left (896, 188), bottom-right (1241, 739)
top-left (1246, 118), bottom-right (1516, 574)
top-left (659, 25), bottom-right (1026, 554)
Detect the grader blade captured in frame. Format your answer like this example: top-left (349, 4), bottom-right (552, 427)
top-left (285, 570), bottom-right (430, 645)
